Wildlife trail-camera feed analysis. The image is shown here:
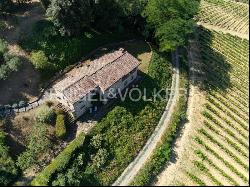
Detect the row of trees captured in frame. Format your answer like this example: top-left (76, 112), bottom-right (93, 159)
top-left (1, 0), bottom-right (200, 51)
top-left (39, 0), bottom-right (147, 36)
top-left (40, 0), bottom-right (200, 51)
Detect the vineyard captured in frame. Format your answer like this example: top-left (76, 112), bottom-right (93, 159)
top-left (176, 27), bottom-right (249, 186)
top-left (197, 0), bottom-right (249, 35)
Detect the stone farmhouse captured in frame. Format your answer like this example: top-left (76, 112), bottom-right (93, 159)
top-left (52, 49), bottom-right (141, 119)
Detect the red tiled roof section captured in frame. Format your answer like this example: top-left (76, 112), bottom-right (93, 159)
top-left (53, 49), bottom-right (124, 92)
top-left (91, 52), bottom-right (140, 91)
top-left (63, 77), bottom-right (97, 103)
top-left (54, 49), bottom-right (140, 104)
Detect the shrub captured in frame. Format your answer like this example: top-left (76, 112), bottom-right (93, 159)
top-left (0, 0), bottom-right (13, 13)
top-left (0, 39), bottom-right (22, 80)
top-left (6, 56), bottom-right (21, 72)
top-left (16, 151), bottom-right (36, 170)
top-left (36, 105), bottom-right (55, 124)
top-left (90, 134), bottom-right (103, 150)
top-left (30, 50), bottom-right (51, 70)
top-left (17, 123), bottom-right (51, 170)
top-left (0, 131), bottom-right (18, 186)
top-left (12, 103), bottom-right (19, 109)
top-left (148, 52), bottom-right (172, 89)
top-left (55, 114), bottom-right (66, 139)
top-left (91, 148), bottom-right (109, 171)
top-left (28, 123), bottom-right (51, 154)
top-left (0, 65), bottom-right (9, 80)
top-left (31, 133), bottom-right (85, 186)
top-left (0, 39), bottom-right (7, 54)
top-left (19, 101), bottom-right (27, 108)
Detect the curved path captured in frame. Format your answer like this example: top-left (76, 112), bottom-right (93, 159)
top-left (113, 50), bottom-right (180, 186)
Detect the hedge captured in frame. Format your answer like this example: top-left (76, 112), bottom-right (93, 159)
top-left (55, 114), bottom-right (66, 139)
top-left (31, 133), bottom-right (85, 186)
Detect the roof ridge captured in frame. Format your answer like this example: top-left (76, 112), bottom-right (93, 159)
top-left (90, 51), bottom-right (127, 77)
top-left (63, 75), bottom-right (91, 94)
top-left (62, 50), bottom-right (126, 93)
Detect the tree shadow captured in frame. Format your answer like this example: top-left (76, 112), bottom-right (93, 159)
top-left (119, 71), bottom-right (161, 116)
top-left (0, 55), bottom-right (40, 105)
top-left (193, 27), bottom-right (232, 92)
top-left (0, 1), bottom-right (44, 45)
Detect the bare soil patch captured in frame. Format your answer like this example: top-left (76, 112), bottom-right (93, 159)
top-left (0, 1), bottom-right (44, 105)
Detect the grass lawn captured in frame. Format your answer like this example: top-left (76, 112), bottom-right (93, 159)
top-left (120, 40), bottom-right (152, 73)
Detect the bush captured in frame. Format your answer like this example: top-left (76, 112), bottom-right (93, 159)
top-left (30, 50), bottom-right (52, 70)
top-left (0, 39), bottom-right (7, 55)
top-left (17, 123), bottom-right (51, 170)
top-left (31, 133), bottom-right (85, 186)
top-left (0, 131), bottom-right (18, 186)
top-left (0, 0), bottom-right (13, 13)
top-left (36, 105), bottom-right (55, 124)
top-left (148, 52), bottom-right (172, 89)
top-left (0, 39), bottom-right (22, 80)
top-left (19, 101), bottom-right (27, 108)
top-left (55, 114), bottom-right (66, 139)
top-left (16, 151), bottom-right (36, 170)
top-left (6, 56), bottom-right (21, 72)
top-left (12, 103), bottom-right (19, 109)
top-left (0, 65), bottom-right (9, 80)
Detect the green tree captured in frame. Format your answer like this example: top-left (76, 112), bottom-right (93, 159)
top-left (40, 0), bottom-right (51, 9)
top-left (143, 0), bottom-right (199, 51)
top-left (91, 148), bottom-right (109, 170)
top-left (46, 0), bottom-right (95, 36)
top-left (0, 131), bottom-right (18, 186)
top-left (0, 39), bottom-right (8, 61)
top-left (0, 0), bottom-right (13, 13)
top-left (30, 50), bottom-right (51, 70)
top-left (16, 151), bottom-right (36, 170)
top-left (0, 65), bottom-right (9, 80)
top-left (90, 134), bottom-right (103, 150)
top-left (6, 56), bottom-right (21, 72)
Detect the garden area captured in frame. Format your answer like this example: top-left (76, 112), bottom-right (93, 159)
top-left (31, 51), bottom-right (173, 186)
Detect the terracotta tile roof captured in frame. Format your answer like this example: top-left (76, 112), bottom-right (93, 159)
top-left (53, 49), bottom-right (140, 104)
top-left (91, 52), bottom-right (140, 91)
top-left (53, 49), bottom-right (124, 92)
top-left (63, 77), bottom-right (98, 103)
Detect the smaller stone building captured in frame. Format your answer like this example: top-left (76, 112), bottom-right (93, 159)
top-left (52, 49), bottom-right (141, 118)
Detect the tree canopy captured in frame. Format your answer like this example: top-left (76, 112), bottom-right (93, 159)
top-left (45, 0), bottom-right (148, 36)
top-left (46, 0), bottom-right (95, 36)
top-left (0, 0), bottom-right (13, 13)
top-left (143, 0), bottom-right (200, 51)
